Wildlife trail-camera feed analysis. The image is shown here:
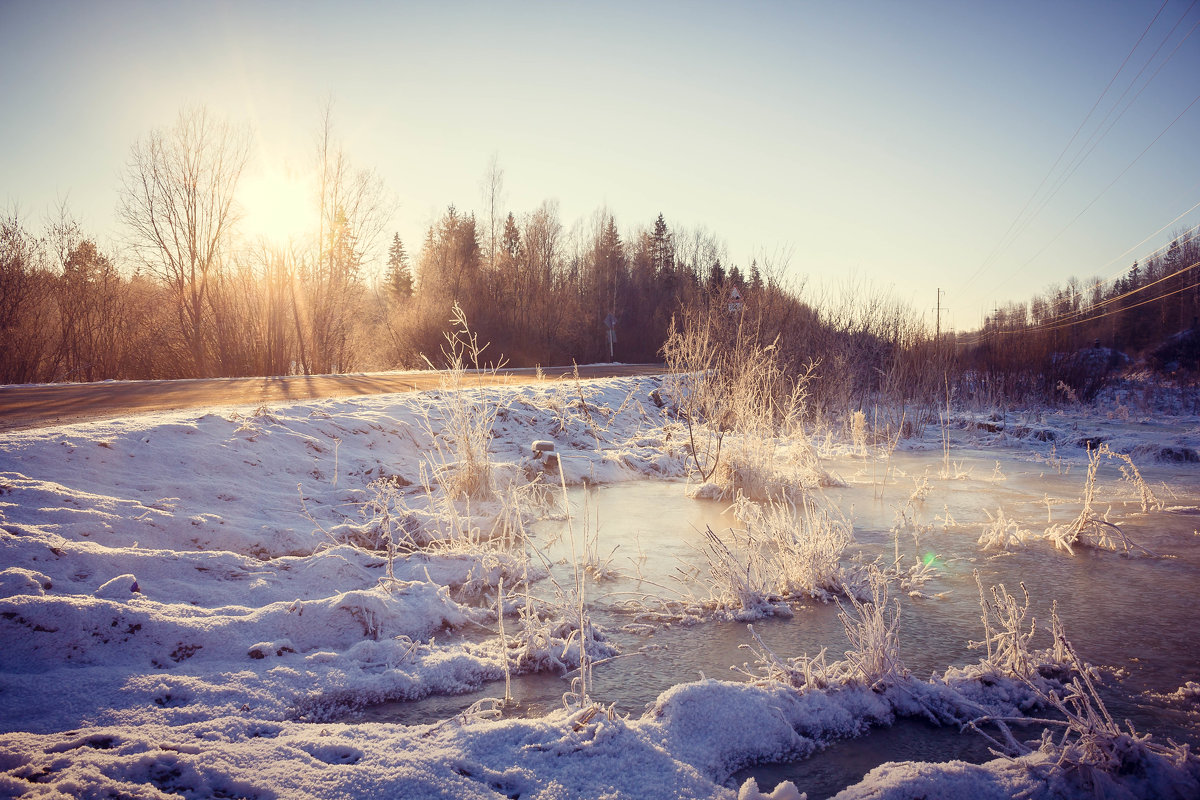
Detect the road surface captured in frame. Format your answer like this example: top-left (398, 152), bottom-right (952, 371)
top-left (0, 364), bottom-right (665, 432)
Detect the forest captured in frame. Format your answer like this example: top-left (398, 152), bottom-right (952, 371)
top-left (2, 106), bottom-right (1197, 412)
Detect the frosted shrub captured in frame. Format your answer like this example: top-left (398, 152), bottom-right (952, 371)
top-left (696, 495), bottom-right (854, 619)
top-left (502, 586), bottom-right (615, 676)
top-left (838, 566), bottom-right (906, 690)
top-left (698, 525), bottom-right (781, 619)
top-left (972, 631), bottom-right (1199, 796)
top-left (703, 432), bottom-right (838, 502)
top-left (660, 312), bottom-right (732, 484)
top-left (419, 303), bottom-right (505, 502)
top-left (733, 567), bottom-right (905, 692)
top-left (1046, 444), bottom-right (1157, 557)
top-left (977, 507), bottom-right (1035, 551)
top-left (661, 308), bottom-right (824, 501)
top-left (968, 573), bottom-right (1038, 680)
top-left (362, 477), bottom-right (423, 584)
top-left (734, 495), bottom-right (853, 601)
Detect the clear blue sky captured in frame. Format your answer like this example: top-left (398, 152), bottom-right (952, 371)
top-left (2, 0), bottom-right (1198, 330)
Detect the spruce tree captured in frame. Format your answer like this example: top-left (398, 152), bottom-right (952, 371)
top-left (650, 213), bottom-right (674, 277)
top-left (707, 258), bottom-right (726, 289)
top-left (728, 264), bottom-right (744, 290)
top-left (501, 212), bottom-right (521, 262)
top-left (385, 233), bottom-right (413, 300)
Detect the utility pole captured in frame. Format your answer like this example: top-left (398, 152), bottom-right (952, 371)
top-left (933, 288), bottom-right (947, 359)
top-left (936, 289), bottom-right (942, 341)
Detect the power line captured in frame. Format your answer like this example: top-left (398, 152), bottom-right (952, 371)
top-left (958, 0), bottom-right (1172, 295)
top-left (958, 253), bottom-right (1200, 346)
top-left (1025, 0), bottom-right (1200, 235)
top-left (984, 200), bottom-right (1200, 325)
top-left (1091, 195), bottom-right (1200, 277)
top-left (977, 87), bottom-right (1200, 301)
top-left (957, 211), bottom-right (1200, 342)
top-left (1016, 218), bottom-right (1200, 325)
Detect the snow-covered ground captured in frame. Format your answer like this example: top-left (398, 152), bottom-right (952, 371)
top-left (2, 373), bottom-right (1199, 799)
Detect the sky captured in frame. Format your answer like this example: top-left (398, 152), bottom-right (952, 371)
top-left (2, 0), bottom-right (1199, 331)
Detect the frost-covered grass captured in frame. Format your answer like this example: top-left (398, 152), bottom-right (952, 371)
top-left (1044, 443), bottom-right (1160, 557)
top-left (730, 566), bottom-right (905, 693)
top-left (974, 443), bottom-right (1163, 558)
top-left (417, 304), bottom-right (508, 502)
top-left (686, 494), bottom-right (857, 620)
top-left (967, 625), bottom-right (1200, 800)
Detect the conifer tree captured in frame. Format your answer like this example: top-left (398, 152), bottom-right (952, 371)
top-left (707, 258), bottom-right (726, 289)
top-left (385, 233), bottom-right (413, 300)
top-left (650, 213), bottom-right (674, 277)
top-left (728, 264), bottom-right (744, 290)
top-left (500, 212), bottom-right (521, 263)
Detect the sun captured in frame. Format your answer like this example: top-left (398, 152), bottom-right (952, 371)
top-left (238, 162), bottom-right (314, 245)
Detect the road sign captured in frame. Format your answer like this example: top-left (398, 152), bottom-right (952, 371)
top-left (728, 287), bottom-right (744, 313)
top-left (604, 313), bottom-right (617, 329)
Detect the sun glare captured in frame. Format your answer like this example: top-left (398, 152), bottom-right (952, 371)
top-left (238, 165), bottom-right (313, 245)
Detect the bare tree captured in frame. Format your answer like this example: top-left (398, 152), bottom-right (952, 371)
top-left (480, 153), bottom-right (505, 271)
top-left (119, 106), bottom-right (250, 376)
top-left (292, 106), bottom-right (389, 374)
top-left (0, 211), bottom-right (56, 383)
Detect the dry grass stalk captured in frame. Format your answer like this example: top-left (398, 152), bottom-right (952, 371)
top-left (731, 624), bottom-right (834, 691)
top-left (838, 566), bottom-right (906, 690)
top-left (418, 303), bottom-right (506, 502)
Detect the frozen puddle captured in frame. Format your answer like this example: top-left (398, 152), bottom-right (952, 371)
top-left (355, 450), bottom-right (1200, 793)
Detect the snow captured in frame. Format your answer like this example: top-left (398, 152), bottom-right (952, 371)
top-left (1, 373), bottom-right (1198, 798)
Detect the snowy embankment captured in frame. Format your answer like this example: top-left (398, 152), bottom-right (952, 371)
top-left (1, 374), bottom-right (1198, 799)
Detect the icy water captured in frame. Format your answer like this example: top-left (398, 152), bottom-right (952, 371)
top-left (358, 449), bottom-right (1200, 796)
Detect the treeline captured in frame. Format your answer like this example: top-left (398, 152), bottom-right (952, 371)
top-left (961, 226), bottom-right (1200, 400)
top-left (385, 204), bottom-right (774, 367)
top-left (17, 103), bottom-right (1186, 416)
top-left (3, 105), bottom-right (945, 424)
top-left (0, 107), bottom-right (810, 385)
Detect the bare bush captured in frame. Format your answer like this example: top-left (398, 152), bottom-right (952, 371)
top-left (662, 306), bottom-right (826, 500)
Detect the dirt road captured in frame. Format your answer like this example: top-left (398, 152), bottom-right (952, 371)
top-left (0, 364), bottom-right (664, 432)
